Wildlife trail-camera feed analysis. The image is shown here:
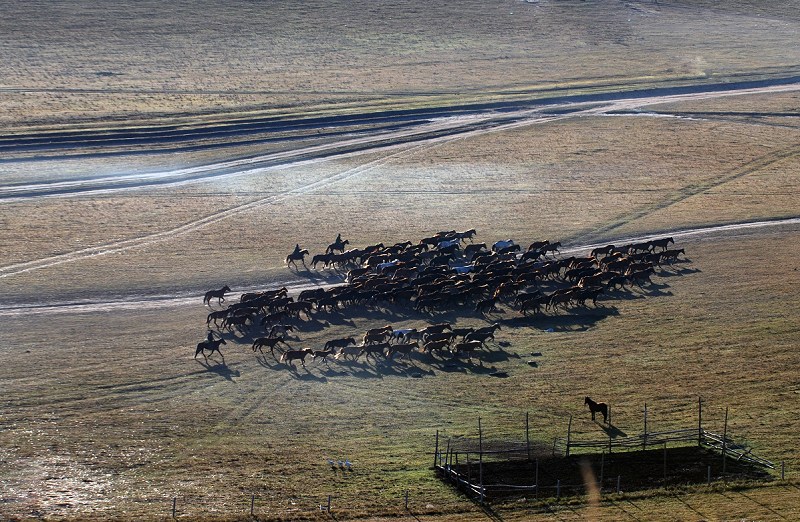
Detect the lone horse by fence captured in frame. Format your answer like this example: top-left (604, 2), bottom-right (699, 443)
top-left (585, 396), bottom-right (609, 424)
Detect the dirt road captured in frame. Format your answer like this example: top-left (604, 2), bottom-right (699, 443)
top-left (2, 216), bottom-right (797, 316)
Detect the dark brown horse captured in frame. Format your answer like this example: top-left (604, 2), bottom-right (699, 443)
top-left (281, 348), bottom-right (314, 367)
top-left (585, 396), bottom-right (608, 423)
top-left (195, 338), bottom-right (227, 358)
top-left (203, 285), bottom-right (231, 306)
top-left (252, 336), bottom-right (289, 354)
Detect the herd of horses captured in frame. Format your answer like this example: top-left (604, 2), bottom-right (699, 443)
top-left (275, 230), bottom-right (685, 319)
top-left (195, 230), bottom-right (687, 421)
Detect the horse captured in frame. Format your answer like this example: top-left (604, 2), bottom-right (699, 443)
top-left (359, 342), bottom-right (390, 360)
top-left (585, 396), bottom-right (608, 423)
top-left (541, 241), bottom-right (562, 257)
top-left (286, 249), bottom-right (310, 269)
top-left (195, 337), bottom-right (226, 358)
top-left (335, 345), bottom-right (364, 361)
top-left (590, 245), bottom-right (615, 258)
top-left (387, 342), bottom-right (420, 360)
top-left (268, 323), bottom-right (295, 338)
top-left (528, 240), bottom-right (549, 252)
top-left (312, 253), bottom-right (332, 269)
top-left (252, 336), bottom-right (289, 354)
top-left (312, 349), bottom-right (335, 363)
top-left (281, 348), bottom-right (314, 367)
top-left (492, 239), bottom-right (515, 252)
top-left (475, 297), bottom-right (498, 315)
top-left (660, 248), bottom-right (685, 264)
top-left (206, 309), bottom-right (229, 327)
top-left (363, 325), bottom-right (393, 345)
top-left (649, 237), bottom-right (674, 252)
top-left (456, 229), bottom-right (477, 242)
top-left (324, 337), bottom-right (357, 350)
top-left (473, 323), bottom-right (501, 336)
top-left (203, 285), bottom-right (231, 306)
top-left (326, 238), bottom-right (350, 254)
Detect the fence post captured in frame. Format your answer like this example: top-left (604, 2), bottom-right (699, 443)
top-left (434, 430), bottom-right (439, 468)
top-left (556, 479), bottom-right (561, 501)
top-left (172, 497), bottom-right (177, 519)
top-left (566, 415), bottom-right (573, 457)
top-left (782, 461), bottom-right (785, 480)
top-left (467, 453), bottom-right (472, 483)
top-left (404, 490), bottom-right (409, 510)
top-left (616, 475), bottom-right (621, 493)
top-left (250, 494), bottom-right (255, 516)
top-left (535, 458), bottom-right (539, 498)
top-left (722, 407), bottom-right (729, 475)
top-left (663, 443), bottom-right (667, 481)
top-left (445, 439), bottom-right (451, 472)
top-left (600, 451), bottom-right (605, 489)
top-left (526, 411), bottom-right (531, 461)
top-left (643, 403), bottom-right (648, 451)
top-left (478, 417), bottom-right (483, 496)
top-left (327, 495), bottom-right (331, 513)
top-left (698, 397), bottom-right (703, 446)
top-left (707, 465), bottom-right (711, 485)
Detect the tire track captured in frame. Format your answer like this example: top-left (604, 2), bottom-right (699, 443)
top-left (0, 139), bottom-right (445, 279)
top-left (568, 144), bottom-right (800, 245)
top-left (3, 82), bottom-right (799, 279)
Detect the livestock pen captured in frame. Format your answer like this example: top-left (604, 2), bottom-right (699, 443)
top-left (434, 400), bottom-right (776, 503)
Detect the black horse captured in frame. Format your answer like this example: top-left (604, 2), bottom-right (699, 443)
top-left (195, 337), bottom-right (227, 358)
top-left (203, 285), bottom-right (231, 306)
top-left (585, 396), bottom-right (608, 423)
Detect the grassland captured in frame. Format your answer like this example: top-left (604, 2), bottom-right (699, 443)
top-left (2, 1), bottom-right (800, 520)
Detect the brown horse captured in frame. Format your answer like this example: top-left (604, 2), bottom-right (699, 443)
top-left (252, 336), bottom-right (289, 354)
top-left (281, 348), bottom-right (314, 367)
top-left (203, 285), bottom-right (231, 306)
top-left (585, 396), bottom-right (608, 423)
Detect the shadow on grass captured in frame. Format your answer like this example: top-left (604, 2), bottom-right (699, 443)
top-left (599, 422), bottom-right (628, 438)
top-left (498, 306), bottom-right (619, 332)
top-left (195, 359), bottom-right (240, 381)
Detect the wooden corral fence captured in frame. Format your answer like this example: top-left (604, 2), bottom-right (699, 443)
top-left (433, 400), bottom-right (775, 503)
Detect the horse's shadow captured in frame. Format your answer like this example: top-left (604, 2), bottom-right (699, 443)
top-left (599, 422), bottom-right (628, 438)
top-left (195, 359), bottom-right (240, 381)
top-left (499, 307), bottom-right (619, 332)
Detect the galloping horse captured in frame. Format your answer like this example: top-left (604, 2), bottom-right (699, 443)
top-left (649, 237), bottom-right (674, 252)
top-left (252, 336), bottom-right (289, 355)
top-left (584, 396), bottom-right (609, 423)
top-left (281, 348), bottom-right (314, 367)
top-left (203, 285), bottom-right (231, 306)
top-left (195, 337), bottom-right (227, 358)
top-left (286, 246), bottom-right (310, 269)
